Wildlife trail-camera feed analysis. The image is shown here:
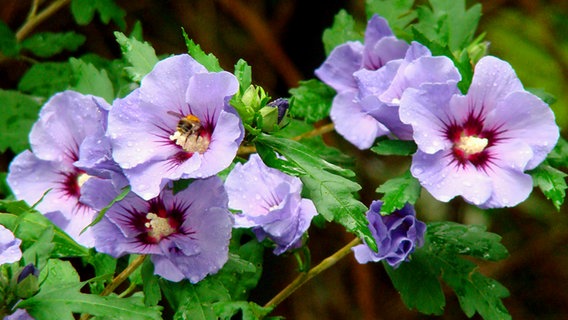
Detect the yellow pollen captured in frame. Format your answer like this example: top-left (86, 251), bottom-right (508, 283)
top-left (76, 173), bottom-right (91, 188)
top-left (456, 135), bottom-right (488, 155)
top-left (145, 212), bottom-right (175, 240)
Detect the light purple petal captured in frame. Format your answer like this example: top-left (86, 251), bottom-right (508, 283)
top-left (354, 60), bottom-right (400, 97)
top-left (185, 72), bottom-right (239, 123)
top-left (0, 225), bottom-right (22, 265)
top-left (45, 210), bottom-right (95, 248)
top-left (315, 41), bottom-right (364, 92)
top-left (30, 91), bottom-right (108, 163)
top-left (151, 255), bottom-right (185, 282)
top-left (3, 308), bottom-right (34, 320)
top-left (138, 54), bottom-right (207, 111)
top-left (330, 91), bottom-right (389, 149)
top-left (411, 150), bottom-right (493, 205)
top-left (467, 56), bottom-right (524, 113)
top-left (479, 167), bottom-right (533, 208)
top-left (364, 15), bottom-right (393, 46)
top-left (363, 37), bottom-right (409, 70)
top-left (485, 91), bottom-right (559, 170)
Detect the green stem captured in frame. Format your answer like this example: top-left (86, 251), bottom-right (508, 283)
top-left (16, 0), bottom-right (71, 41)
top-left (263, 237), bottom-right (361, 310)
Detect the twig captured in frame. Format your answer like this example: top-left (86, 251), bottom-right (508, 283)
top-left (16, 0), bottom-right (71, 41)
top-left (216, 0), bottom-right (303, 88)
top-left (263, 237), bottom-right (361, 310)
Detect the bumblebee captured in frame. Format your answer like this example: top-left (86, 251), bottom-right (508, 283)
top-left (168, 112), bottom-right (208, 153)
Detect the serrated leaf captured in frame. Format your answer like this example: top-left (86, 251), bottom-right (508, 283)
top-left (384, 249), bottom-right (445, 315)
top-left (70, 58), bottom-right (115, 103)
top-left (414, 0), bottom-right (481, 52)
top-left (161, 278), bottom-right (231, 320)
top-left (546, 137), bottom-right (568, 168)
top-left (365, 0), bottom-right (417, 38)
top-left (20, 260), bottom-right (162, 320)
top-left (288, 79), bottom-right (335, 124)
top-left (71, 0), bottom-right (126, 29)
top-left (234, 59), bottom-right (252, 95)
top-left (21, 32), bottom-right (85, 58)
top-left (371, 139), bottom-right (417, 156)
top-left (529, 163), bottom-right (567, 211)
top-left (376, 171), bottom-right (421, 214)
top-left (114, 32), bottom-right (159, 82)
top-left (182, 28), bottom-right (222, 72)
top-left (84, 252), bottom-right (117, 294)
top-left (0, 20), bottom-right (19, 57)
top-left (255, 134), bottom-right (377, 251)
top-left (18, 62), bottom-right (73, 97)
top-left (0, 90), bottom-right (41, 153)
top-left (427, 222), bottom-right (509, 262)
top-left (322, 10), bottom-right (363, 55)
top-left (141, 259), bottom-right (161, 307)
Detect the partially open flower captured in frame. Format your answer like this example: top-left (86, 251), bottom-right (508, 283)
top-left (352, 201), bottom-right (426, 268)
top-left (225, 154), bottom-right (317, 255)
top-left (108, 54), bottom-right (244, 200)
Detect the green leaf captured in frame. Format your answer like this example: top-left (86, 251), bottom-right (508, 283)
top-left (529, 163), bottom-right (567, 211)
top-left (371, 139), bottom-right (417, 156)
top-left (376, 171), bottom-right (421, 214)
top-left (234, 59), bottom-right (252, 95)
top-left (22, 226), bottom-right (55, 269)
top-left (322, 10), bottom-right (363, 55)
top-left (0, 202), bottom-right (90, 258)
top-left (71, 0), bottom-right (126, 29)
top-left (546, 137), bottom-right (568, 168)
top-left (427, 222), bottom-right (509, 262)
top-left (387, 222), bottom-right (511, 319)
top-left (365, 0), bottom-right (417, 38)
top-left (20, 260), bottom-right (162, 320)
top-left (255, 134), bottom-right (376, 251)
top-left (384, 249), bottom-right (445, 315)
top-left (18, 62), bottom-right (73, 97)
top-left (414, 0), bottom-right (482, 52)
top-left (141, 259), bottom-right (161, 307)
top-left (288, 79), bottom-right (335, 124)
top-left (0, 90), bottom-right (41, 153)
top-left (70, 57), bottom-right (115, 103)
top-left (0, 20), bottom-right (19, 57)
top-left (21, 32), bottom-right (85, 58)
top-left (182, 28), bottom-right (222, 72)
top-left (84, 252), bottom-right (117, 294)
top-left (161, 278), bottom-right (231, 320)
top-left (114, 32), bottom-right (159, 82)
top-left (213, 301), bottom-right (273, 320)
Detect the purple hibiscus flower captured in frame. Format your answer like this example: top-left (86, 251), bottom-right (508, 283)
top-left (355, 42), bottom-right (461, 140)
top-left (399, 56), bottom-right (560, 208)
top-left (0, 225), bottom-right (22, 265)
top-left (352, 201), bottom-right (426, 268)
top-left (92, 177), bottom-right (233, 283)
top-left (4, 308), bottom-right (34, 320)
top-left (224, 154), bottom-right (317, 255)
top-left (7, 91), bottom-right (125, 248)
top-left (315, 15), bottom-right (409, 149)
top-left (108, 54), bottom-right (244, 200)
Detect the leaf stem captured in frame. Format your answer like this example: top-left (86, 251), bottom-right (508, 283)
top-left (263, 237), bottom-right (361, 311)
top-left (16, 0), bottom-right (71, 41)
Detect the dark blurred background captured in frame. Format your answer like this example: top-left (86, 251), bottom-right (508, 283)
top-left (1, 0), bottom-right (567, 319)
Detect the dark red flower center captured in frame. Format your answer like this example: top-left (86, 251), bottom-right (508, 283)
top-left (135, 198), bottom-right (185, 244)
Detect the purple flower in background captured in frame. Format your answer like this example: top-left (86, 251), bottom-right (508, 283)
top-left (225, 154), bottom-right (317, 255)
top-left (7, 91), bottom-right (125, 248)
top-left (315, 15), bottom-right (409, 149)
top-left (0, 225), bottom-right (22, 265)
top-left (355, 42), bottom-right (461, 140)
top-left (108, 54), bottom-right (244, 200)
top-left (352, 201), bottom-right (426, 268)
top-left (399, 56), bottom-right (559, 208)
top-left (93, 177), bottom-right (233, 283)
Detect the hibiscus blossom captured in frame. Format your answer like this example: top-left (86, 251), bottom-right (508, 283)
top-left (224, 154), bottom-right (317, 255)
top-left (315, 15), bottom-right (409, 149)
top-left (7, 91), bottom-right (124, 247)
top-left (0, 225), bottom-right (22, 265)
top-left (108, 54), bottom-right (244, 200)
top-left (399, 56), bottom-right (559, 208)
top-left (92, 177), bottom-right (233, 283)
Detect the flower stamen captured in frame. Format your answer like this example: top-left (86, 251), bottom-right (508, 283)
top-left (145, 212), bottom-right (175, 241)
top-left (169, 114), bottom-right (210, 153)
top-left (455, 135), bottom-right (488, 156)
